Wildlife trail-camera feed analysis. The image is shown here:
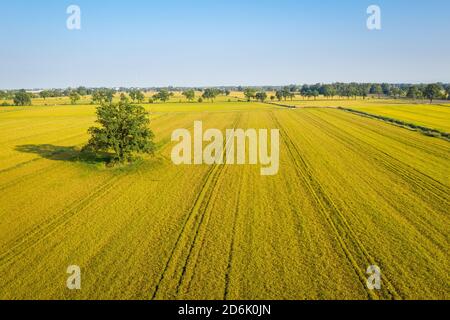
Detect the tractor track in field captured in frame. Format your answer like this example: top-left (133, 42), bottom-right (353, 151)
top-left (302, 110), bottom-right (450, 202)
top-left (294, 111), bottom-right (449, 266)
top-left (0, 157), bottom-right (43, 175)
top-left (151, 114), bottom-right (242, 300)
top-left (174, 163), bottom-right (229, 296)
top-left (0, 122), bottom-right (92, 145)
top-left (0, 174), bottom-right (123, 268)
top-left (331, 108), bottom-right (449, 160)
top-left (297, 110), bottom-right (449, 209)
top-left (176, 114), bottom-right (249, 297)
top-left (178, 114), bottom-right (249, 296)
top-left (0, 133), bottom-right (93, 191)
top-left (0, 162), bottom-right (64, 192)
top-left (223, 165), bottom-right (245, 300)
top-left (0, 120), bottom-right (91, 141)
top-left (298, 111), bottom-right (449, 246)
top-left (328, 110), bottom-right (450, 178)
top-left (270, 110), bottom-right (401, 300)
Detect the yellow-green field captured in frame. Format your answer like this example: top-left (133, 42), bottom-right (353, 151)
top-left (273, 98), bottom-right (450, 132)
top-left (0, 99), bottom-right (449, 300)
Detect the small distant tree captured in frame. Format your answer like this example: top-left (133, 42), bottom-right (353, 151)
top-left (202, 88), bottom-right (220, 102)
top-left (105, 89), bottom-right (115, 103)
top-left (289, 92), bottom-right (296, 100)
top-left (92, 89), bottom-right (114, 104)
top-left (69, 91), bottom-right (81, 105)
top-left (129, 90), bottom-right (137, 102)
top-left (120, 93), bottom-right (129, 103)
top-left (40, 90), bottom-right (51, 100)
top-left (391, 87), bottom-right (404, 99)
top-left (275, 90), bottom-right (283, 101)
top-left (182, 89), bottom-right (195, 102)
top-left (372, 84), bottom-right (383, 98)
top-left (381, 83), bottom-right (391, 96)
top-left (84, 101), bottom-right (155, 163)
top-left (322, 85), bottom-right (333, 99)
top-left (255, 92), bottom-right (267, 102)
top-left (359, 84), bottom-right (370, 99)
top-left (76, 86), bottom-right (88, 97)
top-left (92, 91), bottom-right (105, 104)
top-left (224, 90), bottom-right (231, 96)
top-left (198, 97), bottom-right (203, 103)
top-left (153, 89), bottom-right (171, 102)
top-left (281, 87), bottom-right (291, 100)
top-left (13, 90), bottom-right (32, 106)
top-left (300, 86), bottom-right (310, 99)
top-left (424, 84), bottom-right (442, 103)
top-left (243, 88), bottom-right (257, 101)
top-left (445, 85), bottom-right (450, 100)
top-left (270, 95), bottom-right (275, 101)
top-left (406, 86), bottom-right (420, 100)
top-left (136, 90), bottom-right (145, 103)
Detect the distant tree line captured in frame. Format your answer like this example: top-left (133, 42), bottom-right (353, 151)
top-left (239, 83), bottom-right (450, 104)
top-left (1, 83), bottom-right (449, 106)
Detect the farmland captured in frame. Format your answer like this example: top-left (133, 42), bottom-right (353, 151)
top-left (268, 97), bottom-right (450, 133)
top-left (0, 98), bottom-right (449, 300)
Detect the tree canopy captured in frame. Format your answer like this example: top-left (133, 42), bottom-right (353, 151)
top-left (69, 91), bottom-right (81, 105)
top-left (424, 84), bottom-right (443, 103)
top-left (152, 89), bottom-right (172, 102)
top-left (84, 101), bottom-right (155, 163)
top-left (255, 92), bottom-right (267, 102)
top-left (182, 89), bottom-right (196, 101)
top-left (202, 88), bottom-right (220, 102)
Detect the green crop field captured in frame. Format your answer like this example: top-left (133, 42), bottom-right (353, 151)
top-left (0, 99), bottom-right (449, 300)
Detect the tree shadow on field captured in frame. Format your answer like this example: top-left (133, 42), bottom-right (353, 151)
top-left (15, 144), bottom-right (112, 165)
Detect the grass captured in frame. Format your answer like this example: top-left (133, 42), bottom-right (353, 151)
top-left (0, 98), bottom-right (448, 299)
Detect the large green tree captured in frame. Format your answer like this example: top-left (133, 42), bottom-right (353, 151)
top-left (84, 101), bottom-right (155, 163)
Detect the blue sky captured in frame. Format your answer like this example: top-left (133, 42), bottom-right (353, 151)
top-left (1, 0), bottom-right (449, 89)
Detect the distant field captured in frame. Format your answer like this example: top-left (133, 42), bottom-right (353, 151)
top-left (0, 91), bottom-right (241, 107)
top-left (0, 100), bottom-right (449, 299)
top-left (273, 98), bottom-right (450, 132)
top-left (348, 104), bottom-right (450, 133)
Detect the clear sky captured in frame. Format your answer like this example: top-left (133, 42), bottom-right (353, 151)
top-left (1, 0), bottom-right (449, 89)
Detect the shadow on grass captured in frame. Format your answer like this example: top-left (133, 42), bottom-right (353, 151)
top-left (15, 144), bottom-right (113, 165)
